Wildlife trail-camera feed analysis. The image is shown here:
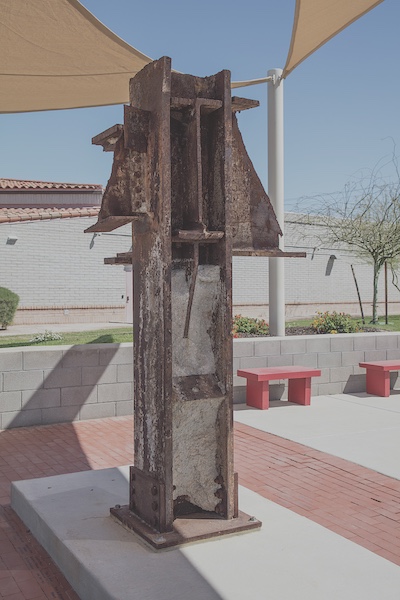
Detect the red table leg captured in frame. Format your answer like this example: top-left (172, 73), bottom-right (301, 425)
top-left (288, 377), bottom-right (311, 405)
top-left (246, 380), bottom-right (269, 410)
top-left (366, 369), bottom-right (390, 397)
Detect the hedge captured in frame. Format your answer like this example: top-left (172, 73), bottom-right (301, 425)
top-left (0, 287), bottom-right (19, 329)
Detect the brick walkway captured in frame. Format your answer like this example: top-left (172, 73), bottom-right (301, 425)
top-left (0, 416), bottom-right (399, 599)
top-left (0, 418), bottom-right (133, 600)
top-left (235, 422), bottom-right (400, 565)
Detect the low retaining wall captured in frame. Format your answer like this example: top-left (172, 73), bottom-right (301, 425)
top-left (233, 332), bottom-right (400, 403)
top-left (1, 333), bottom-right (400, 429)
top-left (0, 344), bottom-right (134, 430)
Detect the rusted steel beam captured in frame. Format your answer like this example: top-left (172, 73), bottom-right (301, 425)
top-left (92, 124), bottom-right (123, 152)
top-left (87, 56), bottom-right (302, 548)
top-left (233, 249), bottom-right (307, 257)
top-left (104, 252), bottom-right (132, 265)
top-left (231, 96), bottom-right (260, 111)
top-left (85, 216), bottom-right (137, 233)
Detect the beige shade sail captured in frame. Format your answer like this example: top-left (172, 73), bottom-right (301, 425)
top-left (0, 0), bottom-right (152, 113)
top-left (0, 0), bottom-right (257, 110)
top-left (0, 0), bottom-right (385, 111)
top-left (282, 0), bottom-right (384, 78)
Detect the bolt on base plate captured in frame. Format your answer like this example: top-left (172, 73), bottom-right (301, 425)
top-left (110, 505), bottom-right (262, 550)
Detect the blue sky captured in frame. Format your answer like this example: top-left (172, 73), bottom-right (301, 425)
top-left (1, 0), bottom-right (399, 209)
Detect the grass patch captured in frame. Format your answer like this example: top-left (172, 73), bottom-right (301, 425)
top-left (0, 327), bottom-right (133, 349)
top-left (2, 315), bottom-right (400, 349)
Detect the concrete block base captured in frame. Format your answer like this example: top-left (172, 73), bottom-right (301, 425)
top-left (11, 466), bottom-right (400, 600)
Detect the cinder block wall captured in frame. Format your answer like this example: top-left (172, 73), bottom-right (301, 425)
top-left (0, 344), bottom-right (133, 429)
top-left (233, 333), bottom-right (400, 402)
top-left (2, 333), bottom-right (400, 429)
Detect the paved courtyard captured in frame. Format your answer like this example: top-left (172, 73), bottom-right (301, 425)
top-left (0, 392), bottom-right (400, 598)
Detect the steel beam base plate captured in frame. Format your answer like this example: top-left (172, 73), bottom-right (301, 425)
top-left (110, 505), bottom-right (261, 550)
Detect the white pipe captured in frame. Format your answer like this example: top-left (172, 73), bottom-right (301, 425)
top-left (231, 75), bottom-right (273, 89)
top-left (267, 68), bottom-right (285, 336)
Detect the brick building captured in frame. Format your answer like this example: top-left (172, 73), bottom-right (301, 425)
top-left (0, 179), bottom-right (131, 325)
top-left (1, 179), bottom-right (399, 325)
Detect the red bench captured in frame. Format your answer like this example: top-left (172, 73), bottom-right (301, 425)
top-left (359, 360), bottom-right (400, 397)
top-left (237, 366), bottom-right (321, 410)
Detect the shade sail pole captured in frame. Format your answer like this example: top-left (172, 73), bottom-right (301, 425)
top-left (268, 68), bottom-right (285, 336)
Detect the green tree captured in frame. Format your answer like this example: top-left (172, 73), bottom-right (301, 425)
top-left (299, 165), bottom-right (400, 324)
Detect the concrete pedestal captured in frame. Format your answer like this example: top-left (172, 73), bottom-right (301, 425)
top-left (11, 466), bottom-right (400, 600)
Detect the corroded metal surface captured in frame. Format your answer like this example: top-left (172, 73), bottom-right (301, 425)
top-left (87, 56), bottom-right (287, 545)
top-left (110, 506), bottom-right (261, 550)
top-left (231, 114), bottom-right (281, 252)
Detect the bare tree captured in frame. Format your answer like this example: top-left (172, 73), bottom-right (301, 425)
top-left (298, 160), bottom-right (400, 323)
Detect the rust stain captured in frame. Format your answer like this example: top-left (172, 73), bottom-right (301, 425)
top-left (88, 56), bottom-right (278, 544)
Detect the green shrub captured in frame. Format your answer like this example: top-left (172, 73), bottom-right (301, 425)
top-left (311, 311), bottom-right (358, 334)
top-left (0, 287), bottom-right (19, 329)
top-left (232, 314), bottom-right (269, 337)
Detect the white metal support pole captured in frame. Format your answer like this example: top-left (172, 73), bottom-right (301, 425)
top-left (268, 68), bottom-right (285, 336)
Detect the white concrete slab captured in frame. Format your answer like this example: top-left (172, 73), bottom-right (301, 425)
top-left (11, 466), bottom-right (400, 600)
top-left (234, 393), bottom-right (400, 479)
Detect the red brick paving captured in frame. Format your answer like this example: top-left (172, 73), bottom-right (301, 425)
top-left (0, 417), bottom-right (133, 600)
top-left (235, 421), bottom-right (400, 566)
top-left (0, 416), bottom-right (400, 599)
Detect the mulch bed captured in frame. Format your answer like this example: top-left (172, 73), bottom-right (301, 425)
top-left (236, 325), bottom-right (384, 337)
top-left (285, 325), bottom-right (384, 336)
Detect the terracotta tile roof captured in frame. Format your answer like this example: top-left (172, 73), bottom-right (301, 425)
top-left (0, 206), bottom-right (100, 223)
top-left (0, 178), bottom-right (102, 192)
